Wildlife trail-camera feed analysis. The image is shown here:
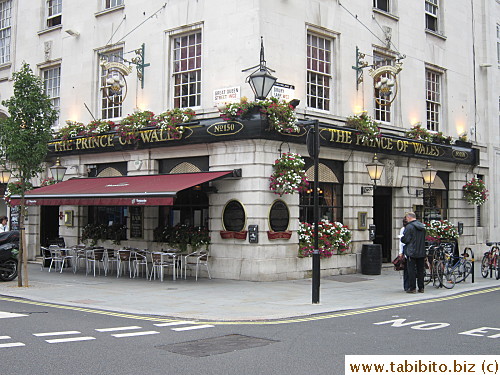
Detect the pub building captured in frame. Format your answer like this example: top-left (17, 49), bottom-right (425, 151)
top-left (14, 109), bottom-right (479, 281)
top-left (1, 1), bottom-right (493, 281)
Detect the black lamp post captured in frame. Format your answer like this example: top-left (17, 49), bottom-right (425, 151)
top-left (49, 157), bottom-right (67, 183)
top-left (243, 37), bottom-right (277, 100)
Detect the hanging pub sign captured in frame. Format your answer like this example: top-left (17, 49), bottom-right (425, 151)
top-left (369, 63), bottom-right (402, 106)
top-left (100, 59), bottom-right (133, 104)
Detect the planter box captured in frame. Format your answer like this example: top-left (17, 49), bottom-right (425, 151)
top-left (219, 230), bottom-right (247, 240)
top-left (267, 230), bottom-right (292, 240)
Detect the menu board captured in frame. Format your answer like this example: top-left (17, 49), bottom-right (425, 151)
top-left (129, 206), bottom-right (142, 238)
top-left (222, 200), bottom-right (245, 232)
top-left (9, 206), bottom-right (20, 231)
top-left (269, 200), bottom-right (289, 232)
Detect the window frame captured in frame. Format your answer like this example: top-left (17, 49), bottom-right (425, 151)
top-left (0, 0), bottom-right (12, 65)
top-left (425, 68), bottom-right (442, 132)
top-left (46, 0), bottom-right (62, 29)
top-left (425, 0), bottom-right (439, 33)
top-left (41, 64), bottom-right (61, 126)
top-left (170, 30), bottom-right (202, 109)
top-left (373, 0), bottom-right (390, 13)
top-left (105, 0), bottom-right (123, 9)
top-left (306, 30), bottom-right (335, 112)
top-left (98, 48), bottom-right (124, 121)
top-left (373, 51), bottom-right (395, 124)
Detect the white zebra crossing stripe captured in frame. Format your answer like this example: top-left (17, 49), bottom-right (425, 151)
top-left (33, 331), bottom-right (81, 337)
top-left (0, 312), bottom-right (28, 319)
top-left (111, 331), bottom-right (159, 338)
top-left (171, 325), bottom-right (214, 332)
top-left (154, 321), bottom-right (195, 327)
top-left (0, 342), bottom-right (25, 348)
top-left (95, 326), bottom-right (142, 332)
top-left (0, 336), bottom-right (11, 340)
top-left (45, 337), bottom-right (96, 344)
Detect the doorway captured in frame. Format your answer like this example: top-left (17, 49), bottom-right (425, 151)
top-left (40, 206), bottom-right (60, 247)
top-left (373, 187), bottom-right (393, 262)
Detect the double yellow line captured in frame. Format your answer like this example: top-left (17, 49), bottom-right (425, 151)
top-left (1, 286), bottom-right (499, 326)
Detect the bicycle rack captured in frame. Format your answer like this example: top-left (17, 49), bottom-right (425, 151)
top-left (463, 247), bottom-right (474, 283)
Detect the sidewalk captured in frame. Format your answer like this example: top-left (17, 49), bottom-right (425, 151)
top-left (0, 262), bottom-right (498, 321)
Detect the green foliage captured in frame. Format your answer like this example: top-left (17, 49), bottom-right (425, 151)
top-left (0, 63), bottom-right (57, 188)
top-left (153, 225), bottom-right (210, 252)
top-left (346, 113), bottom-right (381, 140)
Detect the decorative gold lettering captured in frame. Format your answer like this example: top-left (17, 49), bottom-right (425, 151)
top-left (397, 140), bottom-right (409, 152)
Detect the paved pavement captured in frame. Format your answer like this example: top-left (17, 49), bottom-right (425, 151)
top-left (0, 261), bottom-right (498, 321)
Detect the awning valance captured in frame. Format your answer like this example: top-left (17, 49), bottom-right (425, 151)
top-left (10, 170), bottom-right (238, 206)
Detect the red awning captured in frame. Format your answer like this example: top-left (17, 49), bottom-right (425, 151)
top-left (10, 171), bottom-right (237, 206)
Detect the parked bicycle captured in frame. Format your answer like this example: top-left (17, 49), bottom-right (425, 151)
top-left (481, 241), bottom-right (500, 280)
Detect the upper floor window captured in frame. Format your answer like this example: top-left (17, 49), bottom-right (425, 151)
top-left (307, 33), bottom-right (332, 111)
top-left (426, 69), bottom-right (441, 132)
top-left (105, 0), bottom-right (123, 9)
top-left (373, 52), bottom-right (394, 123)
top-left (373, 0), bottom-right (390, 12)
top-left (99, 49), bottom-right (123, 120)
top-left (42, 65), bottom-right (61, 126)
top-left (497, 24), bottom-right (500, 66)
top-left (46, 0), bottom-right (62, 28)
top-left (425, 0), bottom-right (439, 33)
top-left (0, 0), bottom-right (12, 64)
top-left (172, 31), bottom-right (202, 108)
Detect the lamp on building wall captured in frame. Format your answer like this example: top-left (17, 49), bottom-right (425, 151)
top-left (420, 160), bottom-right (437, 189)
top-left (242, 37), bottom-right (277, 100)
top-left (361, 153), bottom-right (385, 194)
top-left (0, 169), bottom-right (11, 184)
top-left (49, 158), bottom-right (67, 183)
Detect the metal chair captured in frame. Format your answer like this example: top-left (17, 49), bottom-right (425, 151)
top-left (150, 252), bottom-right (177, 281)
top-left (85, 248), bottom-right (106, 277)
top-left (40, 246), bottom-right (52, 271)
top-left (131, 250), bottom-right (149, 278)
top-left (183, 249), bottom-right (211, 281)
top-left (117, 249), bottom-right (133, 278)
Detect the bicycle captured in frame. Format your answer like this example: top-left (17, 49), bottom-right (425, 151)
top-left (424, 243), bottom-right (449, 288)
top-left (481, 242), bottom-right (500, 280)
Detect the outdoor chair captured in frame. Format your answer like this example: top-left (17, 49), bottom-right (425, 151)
top-left (117, 249), bottom-right (133, 278)
top-left (85, 248), bottom-right (106, 277)
top-left (104, 249), bottom-right (118, 275)
top-left (131, 250), bottom-right (149, 278)
top-left (150, 252), bottom-right (177, 281)
top-left (48, 245), bottom-right (73, 273)
top-left (40, 246), bottom-right (52, 271)
top-left (183, 249), bottom-right (211, 281)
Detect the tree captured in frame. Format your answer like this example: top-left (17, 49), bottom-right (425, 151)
top-left (0, 62), bottom-right (57, 287)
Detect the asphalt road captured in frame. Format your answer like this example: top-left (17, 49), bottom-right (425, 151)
top-left (0, 288), bottom-right (498, 375)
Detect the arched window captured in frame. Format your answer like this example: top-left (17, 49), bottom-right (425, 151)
top-left (299, 162), bottom-right (343, 223)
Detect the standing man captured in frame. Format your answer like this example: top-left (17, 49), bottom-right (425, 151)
top-left (398, 217), bottom-right (409, 291)
top-left (401, 211), bottom-right (426, 293)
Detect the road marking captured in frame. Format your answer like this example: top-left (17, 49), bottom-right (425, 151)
top-left (45, 337), bottom-right (96, 344)
top-left (0, 342), bottom-right (25, 348)
top-left (0, 336), bottom-right (11, 339)
top-left (0, 311), bottom-right (28, 319)
top-left (1, 286), bottom-right (499, 325)
top-left (96, 326), bottom-right (142, 332)
top-left (111, 331), bottom-right (159, 338)
top-left (33, 331), bottom-right (81, 337)
top-left (172, 324), bottom-right (215, 331)
top-left (154, 321), bottom-right (195, 327)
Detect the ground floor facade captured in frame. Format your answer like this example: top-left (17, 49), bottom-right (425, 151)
top-left (10, 112), bottom-right (487, 281)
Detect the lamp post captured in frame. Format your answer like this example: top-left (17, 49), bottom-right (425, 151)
top-left (49, 158), bottom-right (67, 183)
top-left (243, 37), bottom-right (277, 100)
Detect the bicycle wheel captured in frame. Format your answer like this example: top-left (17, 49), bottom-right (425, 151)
top-left (495, 255), bottom-right (500, 280)
top-left (455, 260), bottom-right (472, 283)
top-left (432, 259), bottom-right (441, 288)
top-left (423, 257), bottom-right (432, 285)
top-left (481, 255), bottom-right (490, 278)
top-left (437, 260), bottom-right (456, 289)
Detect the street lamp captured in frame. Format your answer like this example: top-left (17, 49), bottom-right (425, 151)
top-left (361, 153), bottom-right (385, 194)
top-left (0, 169), bottom-right (11, 184)
top-left (420, 160), bottom-right (437, 188)
top-left (49, 157), bottom-right (67, 183)
top-left (243, 37), bottom-right (277, 100)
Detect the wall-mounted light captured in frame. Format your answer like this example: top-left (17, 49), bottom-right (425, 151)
top-left (0, 169), bottom-right (11, 184)
top-left (362, 153), bottom-right (385, 194)
top-left (242, 37), bottom-right (277, 100)
top-left (420, 160), bottom-right (437, 189)
top-left (65, 29), bottom-right (80, 37)
top-left (49, 158), bottom-right (67, 183)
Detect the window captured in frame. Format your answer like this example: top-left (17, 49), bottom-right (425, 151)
top-left (307, 33), bottom-right (332, 111)
top-left (373, 52), bottom-right (394, 123)
top-left (373, 0), bottom-right (390, 12)
top-left (42, 65), bottom-right (61, 125)
top-left (46, 0), bottom-right (62, 28)
top-left (497, 24), bottom-right (500, 66)
top-left (425, 0), bottom-right (439, 32)
top-left (172, 31), bottom-right (201, 108)
top-left (99, 49), bottom-right (123, 120)
top-left (105, 0), bottom-right (123, 9)
top-left (0, 0), bottom-right (11, 64)
top-left (426, 69), bottom-right (441, 131)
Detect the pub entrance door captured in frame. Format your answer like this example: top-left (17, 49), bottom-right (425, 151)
top-left (40, 206), bottom-right (60, 247)
top-left (373, 187), bottom-right (393, 262)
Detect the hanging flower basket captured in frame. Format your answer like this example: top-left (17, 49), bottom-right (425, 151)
top-left (298, 220), bottom-right (352, 258)
top-left (269, 152), bottom-right (308, 196)
top-left (463, 177), bottom-right (488, 205)
top-left (425, 220), bottom-right (459, 242)
top-left (345, 113), bottom-right (381, 140)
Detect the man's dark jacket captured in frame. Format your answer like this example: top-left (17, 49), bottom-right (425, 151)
top-left (401, 220), bottom-right (426, 258)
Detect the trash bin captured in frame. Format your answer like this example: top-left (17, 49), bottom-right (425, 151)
top-left (361, 244), bottom-right (382, 275)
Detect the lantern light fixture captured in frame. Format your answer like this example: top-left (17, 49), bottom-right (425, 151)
top-left (420, 160), bottom-right (437, 188)
top-left (50, 157), bottom-right (67, 183)
top-left (242, 37), bottom-right (277, 100)
top-left (362, 153), bottom-right (385, 194)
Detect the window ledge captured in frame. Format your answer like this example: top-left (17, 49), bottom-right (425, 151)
top-left (0, 62), bottom-right (12, 72)
top-left (372, 8), bottom-right (399, 21)
top-left (38, 25), bottom-right (63, 36)
top-left (95, 5), bottom-right (125, 18)
top-left (425, 29), bottom-right (447, 41)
